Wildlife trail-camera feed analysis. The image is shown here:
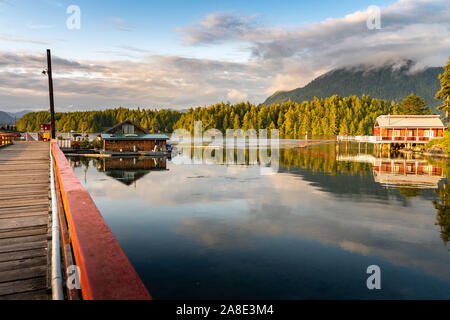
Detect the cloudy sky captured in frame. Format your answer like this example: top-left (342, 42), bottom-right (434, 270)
top-left (0, 0), bottom-right (449, 112)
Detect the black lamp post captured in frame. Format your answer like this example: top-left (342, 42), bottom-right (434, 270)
top-left (44, 49), bottom-right (56, 139)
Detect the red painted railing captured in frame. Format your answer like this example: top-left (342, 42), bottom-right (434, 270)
top-left (51, 141), bottom-right (151, 300)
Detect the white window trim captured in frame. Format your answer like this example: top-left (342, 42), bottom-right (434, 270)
top-left (424, 130), bottom-right (434, 137)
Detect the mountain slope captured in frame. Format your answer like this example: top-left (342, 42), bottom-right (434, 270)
top-left (8, 110), bottom-right (33, 119)
top-left (0, 111), bottom-right (14, 124)
top-left (264, 62), bottom-right (443, 109)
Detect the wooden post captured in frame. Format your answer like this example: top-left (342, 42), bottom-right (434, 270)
top-left (47, 49), bottom-right (56, 139)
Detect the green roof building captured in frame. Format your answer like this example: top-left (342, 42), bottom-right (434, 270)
top-left (101, 120), bottom-right (169, 153)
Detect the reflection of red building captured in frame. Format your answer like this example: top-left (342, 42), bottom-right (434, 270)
top-left (100, 157), bottom-right (167, 185)
top-left (372, 159), bottom-right (443, 188)
top-left (373, 115), bottom-right (445, 144)
top-left (102, 157), bottom-right (166, 171)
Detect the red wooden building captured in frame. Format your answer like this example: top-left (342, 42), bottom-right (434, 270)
top-left (40, 123), bottom-right (51, 141)
top-left (373, 115), bottom-right (445, 144)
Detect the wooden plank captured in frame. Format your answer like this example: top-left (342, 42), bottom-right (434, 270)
top-left (0, 179), bottom-right (49, 186)
top-left (0, 201), bottom-right (48, 208)
top-left (0, 240), bottom-right (47, 254)
top-left (0, 186), bottom-right (49, 193)
top-left (0, 200), bottom-right (49, 213)
top-left (0, 153), bottom-right (48, 156)
top-left (0, 161), bottom-right (47, 165)
top-left (0, 277), bottom-right (47, 296)
top-left (0, 183), bottom-right (49, 190)
top-left (0, 166), bottom-right (49, 171)
top-left (0, 256), bottom-right (47, 273)
top-left (0, 193), bottom-right (49, 201)
top-left (0, 216), bottom-right (48, 231)
top-left (0, 160), bottom-right (47, 162)
top-left (0, 159), bottom-right (48, 163)
top-left (0, 205), bottom-right (48, 213)
top-left (0, 199), bottom-right (49, 209)
top-left (0, 227), bottom-right (47, 240)
top-left (0, 265), bottom-right (47, 283)
top-left (0, 155), bottom-right (48, 158)
top-left (0, 211), bottom-right (48, 220)
top-left (0, 174), bottom-right (49, 179)
top-left (0, 172), bottom-right (49, 177)
top-left (0, 205), bottom-right (49, 215)
top-left (0, 174), bottom-right (48, 179)
top-left (0, 188), bottom-right (48, 194)
top-left (0, 185), bottom-right (49, 191)
top-left (0, 289), bottom-right (48, 300)
top-left (0, 199), bottom-right (49, 208)
top-left (0, 152), bottom-right (48, 154)
top-left (0, 248), bottom-right (47, 263)
top-left (0, 234), bottom-right (48, 247)
top-left (0, 181), bottom-right (48, 187)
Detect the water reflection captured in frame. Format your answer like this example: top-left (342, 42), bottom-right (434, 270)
top-left (433, 183), bottom-right (450, 246)
top-left (70, 156), bottom-right (167, 185)
top-left (68, 145), bottom-right (450, 299)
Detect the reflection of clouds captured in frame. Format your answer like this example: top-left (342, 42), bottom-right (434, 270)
top-left (81, 160), bottom-right (272, 207)
top-left (176, 217), bottom-right (254, 249)
top-left (175, 173), bottom-right (449, 280)
top-left (76, 159), bottom-right (450, 281)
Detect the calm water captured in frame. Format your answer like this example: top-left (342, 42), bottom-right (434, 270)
top-left (69, 143), bottom-right (450, 299)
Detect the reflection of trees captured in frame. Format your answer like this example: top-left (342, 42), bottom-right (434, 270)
top-left (432, 183), bottom-right (450, 246)
top-left (280, 146), bottom-right (372, 176)
top-left (426, 158), bottom-right (450, 178)
top-left (398, 187), bottom-right (422, 198)
top-left (79, 157), bottom-right (90, 169)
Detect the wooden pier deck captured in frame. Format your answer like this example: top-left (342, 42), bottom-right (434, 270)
top-left (0, 142), bottom-right (50, 300)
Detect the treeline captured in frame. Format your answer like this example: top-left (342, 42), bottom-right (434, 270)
top-left (17, 108), bottom-right (181, 134)
top-left (17, 94), bottom-right (400, 136)
top-left (174, 95), bottom-right (398, 136)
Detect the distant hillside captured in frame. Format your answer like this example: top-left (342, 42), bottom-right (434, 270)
top-left (264, 62), bottom-right (443, 109)
top-left (8, 110), bottom-right (33, 119)
top-left (0, 111), bottom-right (14, 124)
top-left (0, 110), bottom-right (32, 124)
